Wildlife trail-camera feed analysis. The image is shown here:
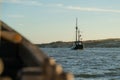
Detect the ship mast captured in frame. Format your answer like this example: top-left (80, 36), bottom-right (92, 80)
top-left (78, 30), bottom-right (80, 41)
top-left (76, 18), bottom-right (78, 42)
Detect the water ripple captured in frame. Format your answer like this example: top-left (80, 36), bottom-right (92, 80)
top-left (41, 48), bottom-right (120, 80)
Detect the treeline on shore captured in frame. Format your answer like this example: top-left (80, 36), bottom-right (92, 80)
top-left (36, 38), bottom-right (120, 48)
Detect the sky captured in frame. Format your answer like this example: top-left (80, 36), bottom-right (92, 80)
top-left (1, 0), bottom-right (120, 44)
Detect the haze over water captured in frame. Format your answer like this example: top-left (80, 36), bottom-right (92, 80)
top-left (41, 48), bottom-right (120, 80)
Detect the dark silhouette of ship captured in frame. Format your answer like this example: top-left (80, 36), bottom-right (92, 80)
top-left (72, 18), bottom-right (84, 50)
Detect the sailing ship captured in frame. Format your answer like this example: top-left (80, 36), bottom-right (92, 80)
top-left (72, 18), bottom-right (84, 50)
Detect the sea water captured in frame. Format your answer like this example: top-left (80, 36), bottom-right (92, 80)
top-left (41, 48), bottom-right (120, 80)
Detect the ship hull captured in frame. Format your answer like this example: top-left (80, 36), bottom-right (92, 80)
top-left (72, 44), bottom-right (83, 50)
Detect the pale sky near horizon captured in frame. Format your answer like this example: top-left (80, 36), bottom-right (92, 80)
top-left (1, 0), bottom-right (120, 44)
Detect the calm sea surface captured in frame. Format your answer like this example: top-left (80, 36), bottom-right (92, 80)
top-left (41, 48), bottom-right (120, 80)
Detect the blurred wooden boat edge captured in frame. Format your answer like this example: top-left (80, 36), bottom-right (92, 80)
top-left (0, 20), bottom-right (74, 80)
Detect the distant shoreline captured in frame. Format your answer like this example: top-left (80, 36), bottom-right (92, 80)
top-left (36, 38), bottom-right (120, 48)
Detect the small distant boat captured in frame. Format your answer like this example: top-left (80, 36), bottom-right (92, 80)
top-left (72, 18), bottom-right (84, 50)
